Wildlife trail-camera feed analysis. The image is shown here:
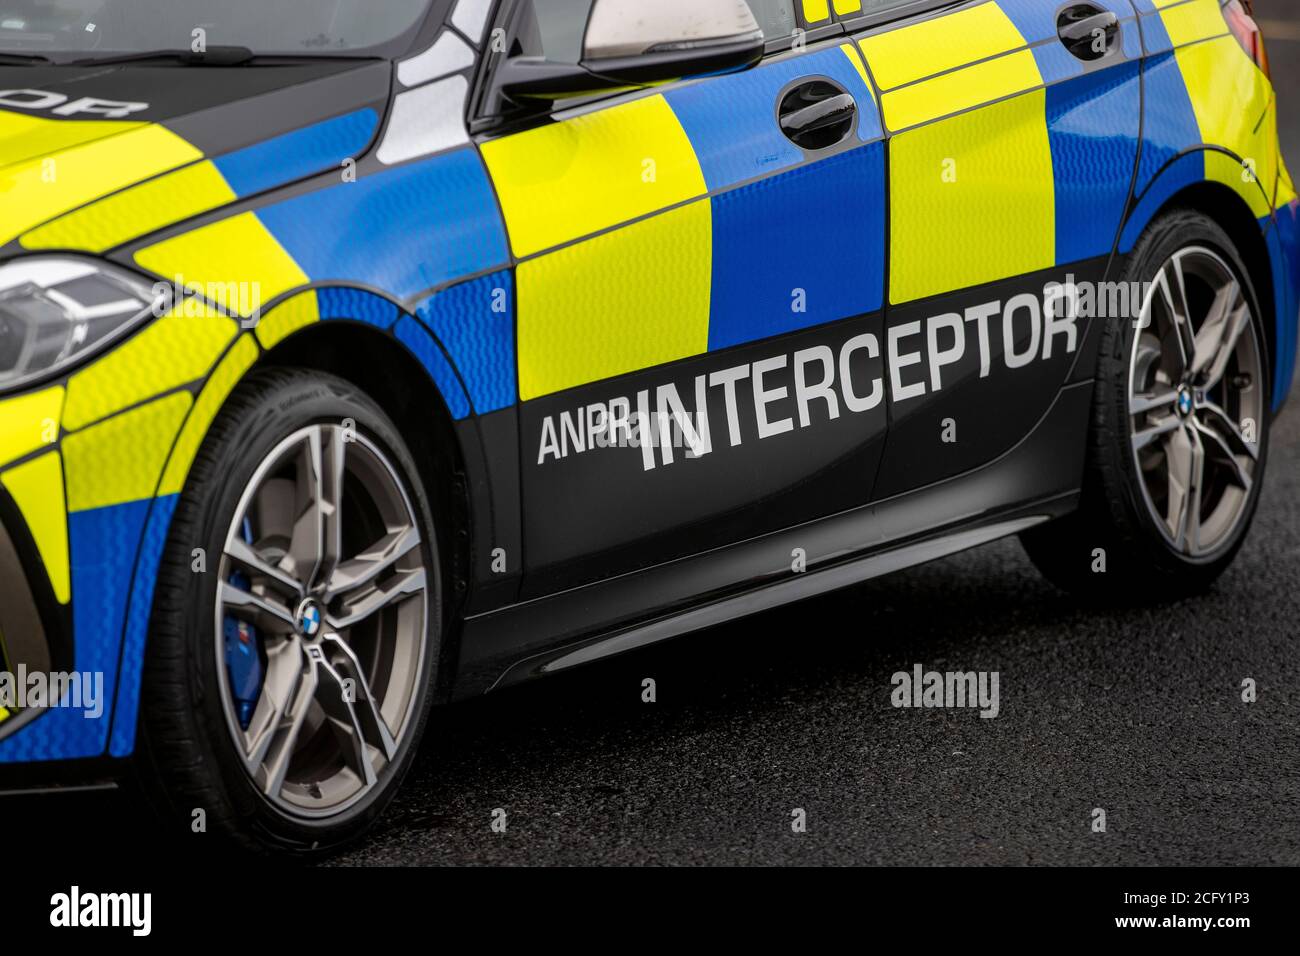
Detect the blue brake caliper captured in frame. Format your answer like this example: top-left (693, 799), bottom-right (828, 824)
top-left (223, 518), bottom-right (265, 729)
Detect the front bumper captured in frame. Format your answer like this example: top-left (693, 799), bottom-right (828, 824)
top-left (0, 381), bottom-right (182, 764)
top-left (0, 487), bottom-right (71, 742)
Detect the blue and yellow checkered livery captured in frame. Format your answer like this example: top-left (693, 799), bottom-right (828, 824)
top-left (0, 0), bottom-right (1296, 765)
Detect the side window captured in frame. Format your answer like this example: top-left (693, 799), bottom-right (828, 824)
top-left (798, 0), bottom-right (839, 28)
top-left (510, 0), bottom-right (595, 63)
top-left (800, 0), bottom-right (928, 29)
top-left (510, 0), bottom-right (798, 61)
top-left (744, 1), bottom-right (798, 39)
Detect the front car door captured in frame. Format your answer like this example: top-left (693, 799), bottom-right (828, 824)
top-left (476, 0), bottom-right (894, 595)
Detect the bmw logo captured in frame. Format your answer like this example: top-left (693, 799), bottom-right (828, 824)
top-left (296, 600), bottom-right (322, 637)
top-left (1176, 387), bottom-right (1194, 417)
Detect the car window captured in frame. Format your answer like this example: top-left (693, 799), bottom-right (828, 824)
top-left (745, 0), bottom-right (798, 39)
top-left (799, 0), bottom-right (930, 27)
top-left (511, 0), bottom-right (798, 64)
top-left (839, 0), bottom-right (941, 22)
top-left (511, 0), bottom-right (593, 62)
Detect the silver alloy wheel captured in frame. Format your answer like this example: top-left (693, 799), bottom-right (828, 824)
top-left (1128, 246), bottom-right (1263, 558)
top-left (214, 424), bottom-right (428, 819)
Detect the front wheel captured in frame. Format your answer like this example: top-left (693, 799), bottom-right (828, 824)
top-left (1022, 208), bottom-right (1270, 600)
top-left (136, 368), bottom-right (442, 854)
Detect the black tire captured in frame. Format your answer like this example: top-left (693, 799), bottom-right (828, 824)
top-left (134, 368), bottom-right (442, 855)
top-left (1022, 208), bottom-right (1270, 601)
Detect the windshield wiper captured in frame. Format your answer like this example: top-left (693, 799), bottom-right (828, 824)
top-left (0, 52), bottom-right (54, 64)
top-left (69, 45), bottom-right (257, 67)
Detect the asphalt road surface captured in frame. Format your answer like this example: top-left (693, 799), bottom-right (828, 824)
top-left (9, 5), bottom-right (1300, 867)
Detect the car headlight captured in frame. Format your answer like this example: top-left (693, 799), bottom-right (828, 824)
top-left (0, 257), bottom-right (163, 394)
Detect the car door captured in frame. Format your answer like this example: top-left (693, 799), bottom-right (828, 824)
top-left (476, 0), bottom-right (891, 594)
top-left (853, 0), bottom-right (1142, 497)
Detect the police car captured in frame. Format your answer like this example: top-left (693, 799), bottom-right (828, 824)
top-left (0, 0), bottom-right (1294, 853)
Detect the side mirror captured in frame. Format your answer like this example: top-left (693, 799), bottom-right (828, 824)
top-left (496, 0), bottom-right (764, 101)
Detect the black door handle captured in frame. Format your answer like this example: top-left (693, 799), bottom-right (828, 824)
top-left (1057, 4), bottom-right (1119, 61)
top-left (778, 81), bottom-right (856, 151)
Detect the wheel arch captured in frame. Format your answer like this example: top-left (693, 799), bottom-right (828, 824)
top-left (108, 297), bottom-right (485, 755)
top-left (254, 317), bottom-right (477, 700)
top-left (1121, 171), bottom-right (1277, 402)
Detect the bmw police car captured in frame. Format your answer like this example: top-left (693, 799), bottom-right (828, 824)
top-left (0, 0), bottom-right (1295, 853)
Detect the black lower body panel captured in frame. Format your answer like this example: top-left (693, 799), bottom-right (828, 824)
top-left (453, 380), bottom-right (1095, 697)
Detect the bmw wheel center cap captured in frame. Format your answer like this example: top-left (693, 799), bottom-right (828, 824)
top-left (296, 600), bottom-right (323, 638)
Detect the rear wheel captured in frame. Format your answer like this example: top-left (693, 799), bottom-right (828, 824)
top-left (1022, 209), bottom-right (1269, 600)
top-left (137, 369), bottom-right (441, 854)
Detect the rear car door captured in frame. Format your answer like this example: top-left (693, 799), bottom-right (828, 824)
top-left (854, 0), bottom-right (1142, 497)
top-left (477, 0), bottom-right (891, 594)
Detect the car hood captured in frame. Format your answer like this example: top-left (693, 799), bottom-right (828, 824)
top-left (0, 61), bottom-right (390, 251)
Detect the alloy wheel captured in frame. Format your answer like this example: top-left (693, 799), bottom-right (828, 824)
top-left (214, 424), bottom-right (428, 819)
top-left (1128, 246), bottom-right (1263, 558)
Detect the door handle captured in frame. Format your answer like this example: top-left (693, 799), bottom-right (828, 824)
top-left (1057, 4), bottom-right (1119, 61)
top-left (778, 81), bottom-right (856, 151)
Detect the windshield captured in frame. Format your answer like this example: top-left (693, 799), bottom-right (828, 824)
top-left (0, 0), bottom-right (433, 59)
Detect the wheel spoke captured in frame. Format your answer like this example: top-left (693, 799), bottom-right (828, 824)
top-left (1156, 258), bottom-right (1196, 371)
top-left (286, 425), bottom-right (346, 592)
top-left (224, 537), bottom-right (303, 599)
top-left (326, 525), bottom-right (420, 600)
top-left (1193, 420), bottom-right (1253, 493)
top-left (1187, 278), bottom-right (1241, 379)
top-left (1132, 414), bottom-right (1181, 452)
top-left (322, 633), bottom-right (397, 761)
top-left (220, 579), bottom-right (297, 634)
top-left (1165, 425), bottom-right (1204, 554)
top-left (1130, 387), bottom-right (1179, 416)
top-left (246, 637), bottom-right (394, 797)
top-left (1197, 400), bottom-right (1258, 461)
top-left (319, 425), bottom-right (346, 589)
top-left (327, 567), bottom-right (426, 631)
top-left (313, 651), bottom-right (378, 788)
top-left (242, 638), bottom-right (307, 774)
top-left (250, 477), bottom-right (296, 551)
top-left (258, 643), bottom-right (319, 799)
top-left (1201, 304), bottom-right (1251, 390)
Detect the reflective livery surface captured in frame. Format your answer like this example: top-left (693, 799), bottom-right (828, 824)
top-left (0, 0), bottom-right (1296, 769)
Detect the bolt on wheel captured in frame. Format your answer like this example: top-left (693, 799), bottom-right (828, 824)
top-left (1127, 245), bottom-right (1263, 559)
top-left (214, 423), bottom-right (429, 819)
